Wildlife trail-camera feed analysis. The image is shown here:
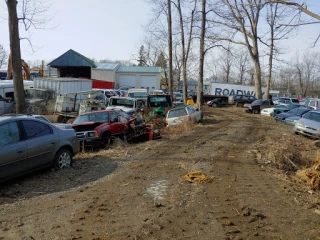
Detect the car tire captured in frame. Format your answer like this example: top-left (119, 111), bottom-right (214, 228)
top-left (253, 109), bottom-right (259, 114)
top-left (237, 103), bottom-right (243, 108)
top-left (54, 148), bottom-right (72, 170)
top-left (101, 131), bottom-right (111, 148)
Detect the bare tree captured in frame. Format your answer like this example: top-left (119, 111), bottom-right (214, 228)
top-left (219, 45), bottom-right (234, 83)
top-left (267, 0), bottom-right (320, 46)
top-left (262, 2), bottom-right (300, 99)
top-left (210, 0), bottom-right (267, 99)
top-left (167, 0), bottom-right (174, 95)
top-left (196, 0), bottom-right (206, 108)
top-left (0, 45), bottom-right (8, 69)
top-left (234, 47), bottom-right (249, 84)
top-left (6, 0), bottom-right (26, 113)
top-left (173, 0), bottom-right (197, 103)
top-left (268, 0), bottom-right (320, 21)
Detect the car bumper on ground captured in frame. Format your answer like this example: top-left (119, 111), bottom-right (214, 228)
top-left (284, 119), bottom-right (297, 126)
top-left (294, 125), bottom-right (320, 139)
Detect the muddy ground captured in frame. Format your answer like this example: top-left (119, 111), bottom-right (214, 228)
top-left (0, 106), bottom-right (319, 240)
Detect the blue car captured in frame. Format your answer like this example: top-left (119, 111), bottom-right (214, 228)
top-left (275, 107), bottom-right (311, 122)
top-left (271, 104), bottom-right (301, 117)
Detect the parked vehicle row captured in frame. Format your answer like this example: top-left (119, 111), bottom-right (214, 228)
top-left (259, 100), bottom-right (320, 140)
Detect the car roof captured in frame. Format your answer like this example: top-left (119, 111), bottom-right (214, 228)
top-left (0, 114), bottom-right (43, 120)
top-left (109, 96), bottom-right (136, 100)
top-left (0, 115), bottom-right (49, 124)
top-left (309, 110), bottom-right (320, 114)
top-left (78, 109), bottom-right (122, 116)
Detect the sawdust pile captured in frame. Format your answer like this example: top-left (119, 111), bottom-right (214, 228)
top-left (184, 171), bottom-right (214, 183)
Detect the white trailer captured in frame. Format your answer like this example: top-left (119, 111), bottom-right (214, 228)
top-left (33, 78), bottom-right (92, 95)
top-left (209, 83), bottom-right (279, 103)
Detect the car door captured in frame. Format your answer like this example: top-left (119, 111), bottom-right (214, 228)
top-left (189, 105), bottom-right (202, 122)
top-left (0, 121), bottom-right (28, 181)
top-left (108, 111), bottom-right (122, 135)
top-left (21, 120), bottom-right (59, 170)
top-left (186, 106), bottom-right (197, 123)
top-left (113, 111), bottom-right (127, 134)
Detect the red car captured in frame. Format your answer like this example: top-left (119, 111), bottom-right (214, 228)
top-left (71, 109), bottom-right (130, 148)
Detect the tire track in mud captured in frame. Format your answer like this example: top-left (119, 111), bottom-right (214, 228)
top-left (130, 107), bottom-right (243, 161)
top-left (205, 110), bottom-right (320, 240)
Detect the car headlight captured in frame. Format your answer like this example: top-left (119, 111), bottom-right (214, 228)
top-left (87, 132), bottom-right (97, 137)
top-left (295, 122), bottom-right (304, 127)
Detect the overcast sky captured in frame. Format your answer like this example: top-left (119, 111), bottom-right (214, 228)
top-left (0, 0), bottom-right (320, 65)
top-left (0, 0), bottom-right (151, 63)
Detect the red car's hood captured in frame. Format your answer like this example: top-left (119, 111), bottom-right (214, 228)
top-left (72, 121), bottom-right (100, 127)
top-left (72, 122), bottom-right (108, 132)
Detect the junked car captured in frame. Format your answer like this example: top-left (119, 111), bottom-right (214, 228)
top-left (260, 107), bottom-right (275, 116)
top-left (207, 98), bottom-right (227, 107)
top-left (270, 104), bottom-right (301, 117)
top-left (284, 116), bottom-right (301, 126)
top-left (107, 96), bottom-right (146, 117)
top-left (0, 115), bottom-right (80, 182)
top-left (244, 100), bottom-right (273, 114)
top-left (71, 109), bottom-right (130, 149)
top-left (232, 95), bottom-right (256, 107)
top-left (294, 110), bottom-right (320, 139)
top-left (166, 105), bottom-right (202, 127)
top-left (275, 107), bottom-right (311, 122)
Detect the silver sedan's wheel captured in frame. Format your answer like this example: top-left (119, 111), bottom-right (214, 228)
top-left (54, 148), bottom-right (72, 170)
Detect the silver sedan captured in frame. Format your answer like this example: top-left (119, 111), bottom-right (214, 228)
top-left (294, 111), bottom-right (320, 139)
top-left (0, 115), bottom-right (80, 182)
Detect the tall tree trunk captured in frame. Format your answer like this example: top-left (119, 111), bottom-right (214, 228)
top-left (177, 0), bottom-right (187, 103)
top-left (7, 0), bottom-right (26, 113)
top-left (197, 0), bottom-right (206, 109)
top-left (167, 0), bottom-right (173, 96)
top-left (253, 58), bottom-right (262, 99)
top-left (266, 44), bottom-right (273, 100)
top-left (266, 27), bottom-right (274, 100)
top-left (297, 68), bottom-right (303, 96)
top-left (176, 0), bottom-right (196, 103)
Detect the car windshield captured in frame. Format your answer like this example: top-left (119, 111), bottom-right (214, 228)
top-left (94, 93), bottom-right (106, 101)
top-left (73, 112), bottom-right (109, 124)
top-left (109, 98), bottom-right (134, 108)
top-left (128, 92), bottom-right (148, 98)
top-left (252, 100), bottom-right (263, 105)
top-left (306, 112), bottom-right (320, 123)
top-left (168, 108), bottom-right (187, 118)
top-left (291, 99), bottom-right (299, 103)
top-left (287, 104), bottom-right (300, 110)
top-left (149, 96), bottom-right (170, 107)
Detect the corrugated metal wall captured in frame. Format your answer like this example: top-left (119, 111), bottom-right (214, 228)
top-left (91, 69), bottom-right (115, 81)
top-left (34, 78), bottom-right (92, 94)
top-left (92, 79), bottom-right (115, 89)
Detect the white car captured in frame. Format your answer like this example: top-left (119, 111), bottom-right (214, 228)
top-left (260, 107), bottom-right (275, 116)
top-left (166, 105), bottom-right (202, 127)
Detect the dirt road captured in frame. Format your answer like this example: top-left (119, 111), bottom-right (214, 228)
top-left (0, 106), bottom-right (319, 240)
